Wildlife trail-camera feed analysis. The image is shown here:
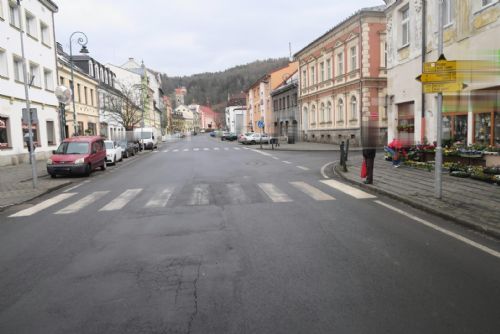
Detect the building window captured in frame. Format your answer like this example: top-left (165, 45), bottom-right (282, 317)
top-left (337, 53), bottom-right (344, 76)
top-left (326, 101), bottom-right (332, 122)
top-left (443, 0), bottom-right (454, 26)
top-left (44, 68), bottom-right (54, 91)
top-left (311, 66), bottom-right (315, 85)
top-left (320, 62), bottom-right (325, 82)
top-left (320, 103), bottom-right (325, 122)
top-left (350, 46), bottom-right (357, 71)
top-left (401, 6), bottom-right (410, 47)
top-left (22, 123), bottom-right (38, 146)
top-left (40, 21), bottom-right (50, 46)
top-left (9, 2), bottom-right (20, 28)
top-left (302, 69), bottom-right (307, 88)
top-left (337, 99), bottom-right (344, 122)
top-left (13, 55), bottom-right (23, 82)
top-left (383, 42), bottom-right (387, 68)
top-left (326, 59), bottom-right (331, 80)
top-left (87, 122), bottom-right (96, 135)
top-left (293, 93), bottom-right (298, 107)
top-left (278, 98), bottom-right (282, 110)
top-left (350, 96), bottom-right (358, 120)
top-left (303, 106), bottom-right (308, 130)
top-left (0, 117), bottom-right (10, 149)
top-left (84, 86), bottom-right (88, 105)
top-left (90, 89), bottom-right (94, 106)
top-left (25, 10), bottom-right (37, 38)
top-left (0, 49), bottom-right (8, 78)
top-left (274, 99), bottom-right (278, 111)
top-left (311, 105), bottom-right (316, 125)
top-left (78, 121), bottom-right (84, 135)
top-left (77, 84), bottom-right (81, 103)
top-left (59, 76), bottom-right (64, 85)
top-left (46, 121), bottom-right (55, 145)
top-left (29, 62), bottom-right (41, 87)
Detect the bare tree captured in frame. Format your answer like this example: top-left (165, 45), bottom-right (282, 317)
top-left (105, 84), bottom-right (143, 131)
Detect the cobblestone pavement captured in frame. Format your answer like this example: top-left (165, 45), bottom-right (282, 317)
top-left (336, 154), bottom-right (500, 239)
top-left (0, 162), bottom-right (71, 210)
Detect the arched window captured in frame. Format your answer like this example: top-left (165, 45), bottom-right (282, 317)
top-left (350, 96), bottom-right (357, 120)
top-left (311, 105), bottom-right (316, 126)
top-left (326, 101), bottom-right (332, 122)
top-left (303, 106), bottom-right (308, 130)
top-left (320, 103), bottom-right (325, 123)
top-left (337, 99), bottom-right (344, 122)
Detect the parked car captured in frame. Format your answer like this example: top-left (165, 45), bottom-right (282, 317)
top-left (104, 140), bottom-right (123, 165)
top-left (117, 139), bottom-right (136, 158)
top-left (226, 133), bottom-right (238, 141)
top-left (220, 131), bottom-right (231, 141)
top-left (242, 133), bottom-right (271, 144)
top-left (238, 132), bottom-right (254, 143)
top-left (210, 131), bottom-right (216, 137)
top-left (47, 136), bottom-right (106, 177)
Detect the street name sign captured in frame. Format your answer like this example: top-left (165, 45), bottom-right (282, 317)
top-left (423, 82), bottom-right (467, 94)
top-left (416, 72), bottom-right (457, 83)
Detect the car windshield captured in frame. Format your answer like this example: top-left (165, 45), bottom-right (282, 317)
top-left (138, 132), bottom-right (152, 139)
top-left (56, 142), bottom-right (90, 155)
top-left (104, 142), bottom-right (114, 149)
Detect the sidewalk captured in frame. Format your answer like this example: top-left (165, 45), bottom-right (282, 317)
top-left (258, 141), bottom-right (362, 152)
top-left (0, 162), bottom-right (71, 210)
top-left (334, 154), bottom-right (500, 239)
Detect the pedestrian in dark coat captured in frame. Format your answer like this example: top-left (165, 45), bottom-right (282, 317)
top-left (362, 148), bottom-right (376, 184)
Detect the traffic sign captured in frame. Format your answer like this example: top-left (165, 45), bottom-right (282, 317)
top-left (257, 120), bottom-right (264, 129)
top-left (22, 108), bottom-right (38, 124)
top-left (423, 60), bottom-right (457, 73)
top-left (423, 82), bottom-right (467, 94)
top-left (416, 72), bottom-right (457, 83)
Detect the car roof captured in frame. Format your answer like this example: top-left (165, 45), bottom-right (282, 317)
top-left (63, 136), bottom-right (102, 143)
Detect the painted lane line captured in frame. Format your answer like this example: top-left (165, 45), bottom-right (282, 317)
top-left (320, 179), bottom-right (376, 199)
top-left (234, 147), bottom-right (241, 150)
top-left (272, 157), bottom-right (280, 160)
top-left (194, 148), bottom-right (200, 151)
top-left (226, 183), bottom-right (249, 205)
top-left (9, 193), bottom-right (77, 217)
top-left (55, 191), bottom-right (109, 215)
top-left (188, 184), bottom-right (210, 206)
top-left (99, 189), bottom-right (143, 212)
top-left (145, 187), bottom-right (174, 208)
top-left (204, 148), bottom-right (210, 151)
top-left (243, 147), bottom-right (250, 150)
top-left (183, 149), bottom-right (189, 152)
top-left (173, 149), bottom-right (179, 152)
top-left (214, 147), bottom-right (220, 151)
top-left (321, 162), bottom-right (334, 179)
top-left (224, 148), bottom-right (230, 151)
top-left (63, 180), bottom-right (90, 193)
top-left (290, 182), bottom-right (335, 201)
top-left (258, 183), bottom-right (293, 203)
top-left (375, 200), bottom-right (500, 260)
top-left (282, 161), bottom-right (292, 164)
top-left (297, 166), bottom-right (310, 171)
top-left (162, 149), bottom-right (169, 153)
top-left (251, 149), bottom-right (272, 157)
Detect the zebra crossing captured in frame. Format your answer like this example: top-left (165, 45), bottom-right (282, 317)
top-left (8, 180), bottom-right (376, 218)
top-left (161, 147), bottom-right (248, 153)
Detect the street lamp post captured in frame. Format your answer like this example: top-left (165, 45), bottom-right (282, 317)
top-left (68, 32), bottom-right (89, 136)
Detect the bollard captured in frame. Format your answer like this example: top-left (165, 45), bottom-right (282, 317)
top-left (345, 139), bottom-right (350, 162)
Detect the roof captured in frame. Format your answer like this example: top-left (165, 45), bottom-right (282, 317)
top-left (40, 0), bottom-right (58, 12)
top-left (294, 5), bottom-right (386, 59)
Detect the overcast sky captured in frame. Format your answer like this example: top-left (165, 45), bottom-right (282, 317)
top-left (54, 0), bottom-right (384, 77)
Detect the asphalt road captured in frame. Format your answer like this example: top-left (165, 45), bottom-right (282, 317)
top-left (1, 134), bottom-right (500, 334)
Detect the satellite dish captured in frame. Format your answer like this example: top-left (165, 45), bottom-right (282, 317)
top-left (55, 85), bottom-right (72, 103)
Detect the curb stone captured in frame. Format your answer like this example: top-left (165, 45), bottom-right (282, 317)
top-left (333, 163), bottom-right (500, 241)
top-left (0, 181), bottom-right (72, 212)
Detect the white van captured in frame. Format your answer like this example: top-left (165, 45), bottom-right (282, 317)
top-left (133, 127), bottom-right (160, 150)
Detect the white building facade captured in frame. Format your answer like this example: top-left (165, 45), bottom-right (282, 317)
top-left (0, 0), bottom-right (60, 166)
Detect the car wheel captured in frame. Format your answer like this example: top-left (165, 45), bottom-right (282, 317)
top-left (84, 164), bottom-right (91, 177)
top-left (251, 140), bottom-right (256, 145)
top-left (101, 160), bottom-right (107, 171)
top-left (50, 173), bottom-right (56, 179)
top-left (120, 153), bottom-right (124, 161)
top-left (113, 156), bottom-right (116, 165)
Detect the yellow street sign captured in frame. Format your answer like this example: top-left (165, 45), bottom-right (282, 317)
top-left (423, 82), bottom-right (467, 93)
top-left (424, 60), bottom-right (457, 73)
top-left (416, 72), bottom-right (457, 83)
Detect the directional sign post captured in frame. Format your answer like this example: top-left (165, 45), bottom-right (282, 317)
top-left (257, 120), bottom-right (264, 149)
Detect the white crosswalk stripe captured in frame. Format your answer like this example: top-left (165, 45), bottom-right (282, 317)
top-left (99, 189), bottom-right (143, 211)
top-left (173, 149), bottom-right (179, 152)
top-left (213, 147), bottom-right (220, 150)
top-left (183, 149), bottom-right (189, 152)
top-left (188, 184), bottom-right (210, 205)
top-left (203, 148), bottom-right (210, 151)
top-left (320, 180), bottom-right (376, 199)
top-left (194, 148), bottom-right (200, 151)
top-left (258, 183), bottom-right (293, 203)
top-left (290, 182), bottom-right (335, 201)
top-left (234, 147), bottom-right (241, 150)
top-left (145, 187), bottom-right (174, 208)
top-left (226, 183), bottom-right (249, 204)
top-left (55, 191), bottom-right (110, 214)
top-left (224, 148), bottom-right (229, 151)
top-left (162, 149), bottom-right (169, 153)
top-left (297, 166), bottom-right (309, 171)
top-left (9, 193), bottom-right (77, 217)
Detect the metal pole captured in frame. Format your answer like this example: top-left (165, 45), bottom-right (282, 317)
top-left (69, 36), bottom-right (77, 136)
top-left (17, 0), bottom-right (37, 188)
top-left (435, 0), bottom-right (444, 199)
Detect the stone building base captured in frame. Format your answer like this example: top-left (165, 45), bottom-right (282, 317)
top-left (0, 151), bottom-right (51, 167)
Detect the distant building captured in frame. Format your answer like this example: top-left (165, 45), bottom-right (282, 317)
top-left (200, 106), bottom-right (216, 130)
top-left (175, 87), bottom-right (187, 107)
top-left (0, 0), bottom-right (60, 166)
top-left (271, 70), bottom-right (299, 143)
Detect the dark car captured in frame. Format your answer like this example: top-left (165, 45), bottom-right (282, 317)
top-left (225, 133), bottom-right (238, 141)
top-left (117, 139), bottom-right (136, 158)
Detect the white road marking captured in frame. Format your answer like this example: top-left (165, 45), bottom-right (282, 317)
top-left (375, 200), bottom-right (500, 260)
top-left (320, 180), bottom-right (376, 199)
top-left (234, 147), bottom-right (241, 150)
top-left (290, 182), bottom-right (335, 201)
top-left (188, 184), bottom-right (210, 206)
top-left (214, 147), bottom-right (220, 151)
top-left (243, 147), bottom-right (250, 150)
top-left (99, 189), bottom-right (143, 211)
top-left (282, 161), bottom-right (292, 164)
top-left (194, 148), bottom-right (200, 151)
top-left (9, 193), bottom-right (77, 217)
top-left (251, 149), bottom-right (272, 156)
top-left (162, 149), bottom-right (169, 153)
top-left (297, 166), bottom-right (310, 171)
top-left (183, 149), bottom-right (189, 152)
top-left (224, 148), bottom-right (229, 151)
top-left (173, 149), bottom-right (179, 152)
top-left (63, 180), bottom-right (90, 193)
top-left (226, 183), bottom-right (249, 204)
top-left (55, 191), bottom-right (109, 214)
top-left (152, 151), bottom-right (159, 154)
top-left (203, 148), bottom-right (210, 151)
top-left (258, 183), bottom-right (293, 203)
top-left (272, 157), bottom-right (279, 160)
top-left (145, 187), bottom-right (174, 208)
top-left (321, 162), bottom-right (334, 179)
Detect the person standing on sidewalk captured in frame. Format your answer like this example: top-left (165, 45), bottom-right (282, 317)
top-left (362, 148), bottom-right (376, 184)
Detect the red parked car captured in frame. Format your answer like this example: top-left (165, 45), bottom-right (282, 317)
top-left (47, 136), bottom-right (107, 177)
